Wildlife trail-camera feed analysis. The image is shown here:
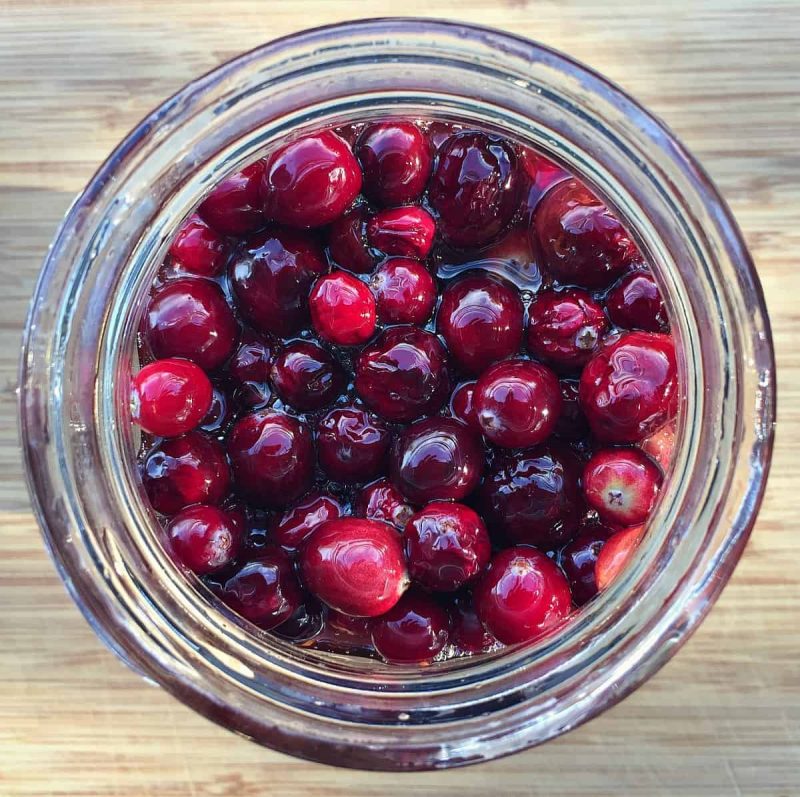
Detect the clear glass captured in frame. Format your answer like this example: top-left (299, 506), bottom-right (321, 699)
top-left (19, 19), bottom-right (775, 771)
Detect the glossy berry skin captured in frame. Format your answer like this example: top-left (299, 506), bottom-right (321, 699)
top-left (606, 270), bottom-right (667, 332)
top-left (355, 326), bottom-right (449, 422)
top-left (474, 359), bottom-right (562, 448)
top-left (143, 431), bottom-right (231, 515)
top-left (450, 594), bottom-right (499, 655)
top-left (449, 381), bottom-right (480, 433)
top-left (429, 132), bottom-right (519, 248)
top-left (328, 208), bottom-right (376, 274)
top-left (167, 504), bottom-right (241, 575)
top-left (404, 502), bottom-right (490, 592)
top-left (200, 382), bottom-right (235, 436)
top-left (370, 590), bottom-right (450, 664)
top-left (197, 161), bottom-right (266, 236)
top-left (390, 417), bottom-right (483, 504)
top-left (299, 518), bottom-right (409, 617)
top-left (317, 407), bottom-right (391, 483)
top-left (437, 272), bottom-right (524, 376)
top-left (132, 358), bottom-right (212, 437)
top-left (554, 378), bottom-right (590, 441)
top-left (261, 131), bottom-right (362, 228)
top-left (583, 448), bottom-right (662, 526)
top-left (355, 121), bottom-right (432, 206)
top-left (579, 331), bottom-right (678, 443)
top-left (230, 227), bottom-right (328, 338)
top-left (370, 258), bottom-right (437, 325)
top-left (168, 214), bottom-right (230, 277)
top-left (480, 224), bottom-right (544, 291)
top-left (269, 491), bottom-right (344, 552)
top-left (595, 525), bottom-right (645, 590)
top-left (144, 278), bottom-right (239, 371)
top-left (227, 410), bottom-right (314, 509)
top-left (355, 479), bottom-right (414, 530)
top-left (227, 330), bottom-right (274, 385)
top-left (309, 271), bottom-right (377, 346)
top-left (270, 341), bottom-right (344, 411)
top-left (640, 421), bottom-right (676, 473)
top-left (366, 206), bottom-right (436, 260)
top-left (559, 526), bottom-right (616, 606)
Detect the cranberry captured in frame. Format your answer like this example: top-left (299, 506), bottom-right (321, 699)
top-left (270, 341), bottom-right (344, 411)
top-left (473, 358), bottom-right (561, 448)
top-left (369, 258), bottom-right (437, 325)
top-left (474, 546), bottom-right (572, 645)
top-left (606, 270), bottom-right (667, 332)
top-left (262, 131), bottom-right (361, 228)
top-left (370, 590), bottom-right (450, 664)
top-left (132, 358), bottom-right (212, 437)
top-left (197, 161), bottom-right (266, 236)
top-left (583, 448), bottom-right (662, 526)
top-left (595, 525), bottom-right (645, 590)
top-left (328, 208), bottom-right (376, 274)
top-left (405, 502), bottom-right (490, 592)
top-left (436, 272), bottom-right (524, 375)
top-left (449, 381), bottom-right (480, 433)
top-left (143, 431), bottom-right (231, 515)
top-left (518, 148), bottom-right (569, 213)
top-left (450, 593), bottom-right (499, 655)
top-left (559, 526), bottom-right (616, 606)
top-left (480, 224), bottom-right (545, 291)
top-left (429, 131), bottom-right (519, 248)
top-left (317, 407), bottom-right (391, 483)
top-left (527, 289), bottom-right (608, 370)
top-left (227, 410), bottom-right (314, 508)
top-left (534, 179), bottom-right (641, 288)
top-left (390, 417), bottom-right (483, 504)
top-left (168, 214), bottom-right (230, 277)
top-left (199, 382), bottom-right (235, 435)
top-left (144, 278), bottom-right (239, 371)
top-left (227, 330), bottom-right (274, 384)
top-left (269, 491), bottom-right (344, 552)
top-left (579, 331), bottom-right (678, 443)
top-left (355, 121), bottom-right (432, 206)
top-left (355, 326), bottom-right (449, 422)
top-left (308, 271), bottom-right (377, 346)
top-left (167, 504), bottom-right (241, 575)
top-left (355, 479), bottom-right (414, 530)
top-left (366, 206), bottom-right (436, 260)
top-left (640, 421), bottom-right (677, 473)
top-left (299, 518), bottom-right (409, 616)
top-left (554, 378), bottom-right (589, 441)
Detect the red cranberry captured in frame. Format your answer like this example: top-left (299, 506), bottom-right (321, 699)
top-left (474, 546), bottom-right (572, 645)
top-left (534, 179), bottom-right (641, 288)
top-left (579, 331), bottom-right (678, 443)
top-left (132, 358), bottom-right (212, 437)
top-left (527, 289), bottom-right (608, 370)
top-left (437, 272), bottom-right (524, 375)
top-left (370, 589), bottom-right (450, 664)
top-left (640, 421), bottom-right (677, 473)
top-left (227, 410), bottom-right (314, 508)
top-left (199, 382), bottom-right (235, 436)
top-left (355, 479), bottom-right (414, 530)
top-left (143, 431), bottom-right (231, 515)
top-left (518, 148), bottom-right (569, 213)
top-left (429, 131), bottom-right (519, 248)
top-left (405, 502), bottom-right (490, 592)
top-left (262, 131), bottom-right (361, 228)
top-left (559, 526), bottom-right (616, 606)
top-left (355, 326), bottom-right (449, 422)
top-left (167, 504), bottom-right (241, 575)
top-left (299, 518), bottom-right (409, 616)
top-left (606, 270), bottom-right (668, 332)
top-left (197, 161), bottom-right (266, 235)
top-left (270, 341), bottom-right (344, 411)
top-left (269, 491), bottom-right (344, 552)
top-left (328, 208), bottom-right (376, 274)
top-left (317, 407), bottom-right (391, 483)
top-left (554, 378), bottom-right (590, 441)
top-left (355, 121), bottom-right (432, 206)
top-left (449, 381), bottom-right (480, 433)
top-left (450, 593), bottom-right (499, 655)
top-left (144, 278), bottom-right (239, 371)
top-left (583, 448), bottom-right (662, 526)
top-left (168, 214), bottom-right (230, 277)
top-left (366, 206), bottom-right (436, 260)
top-left (309, 271), bottom-right (377, 346)
top-left (474, 358), bottom-right (562, 448)
top-left (369, 258), bottom-right (437, 325)
top-left (595, 525), bottom-right (645, 590)
top-left (390, 417), bottom-right (483, 504)
top-left (227, 330), bottom-right (274, 384)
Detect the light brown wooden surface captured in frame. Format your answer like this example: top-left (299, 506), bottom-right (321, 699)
top-left (0, 1), bottom-right (798, 795)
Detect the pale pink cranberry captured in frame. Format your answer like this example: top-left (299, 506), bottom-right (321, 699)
top-left (327, 208), bottom-right (376, 274)
top-left (554, 378), bottom-right (589, 441)
top-left (270, 341), bottom-right (344, 411)
top-left (559, 526), bottom-right (616, 606)
top-left (595, 525), bottom-right (645, 590)
top-left (369, 258), bottom-right (437, 325)
top-left (317, 407), bottom-right (391, 484)
top-left (366, 206), bottom-right (436, 260)
top-left (308, 271), bottom-right (377, 346)
top-left (197, 161), bottom-right (266, 235)
top-left (450, 594), bottom-right (499, 655)
top-left (167, 504), bottom-right (241, 575)
top-left (355, 479), bottom-right (414, 530)
top-left (168, 214), bottom-right (230, 277)
top-left (640, 421), bottom-right (677, 473)
top-left (606, 270), bottom-right (667, 332)
top-left (449, 381), bottom-right (480, 433)
top-left (269, 491), bottom-right (344, 552)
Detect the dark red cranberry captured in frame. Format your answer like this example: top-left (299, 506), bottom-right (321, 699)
top-left (429, 131), bottom-right (519, 248)
top-left (640, 420), bottom-right (677, 473)
top-left (474, 358), bottom-right (562, 448)
top-left (606, 270), bottom-right (668, 332)
top-left (299, 518), bottom-right (409, 616)
top-left (168, 214), bottom-right (230, 277)
top-left (595, 525), bottom-right (645, 590)
top-left (227, 410), bottom-right (314, 508)
top-left (317, 407), bottom-right (391, 483)
top-left (527, 289), bottom-right (608, 370)
top-left (405, 502), bottom-right (490, 592)
top-left (518, 147), bottom-right (569, 213)
top-left (534, 179), bottom-right (641, 289)
top-left (197, 161), bottom-right (266, 236)
top-left (369, 258), bottom-right (437, 325)
top-left (262, 131), bottom-right (362, 228)
top-left (559, 526), bottom-right (616, 606)
top-left (355, 121), bottom-right (432, 206)
top-left (269, 491), bottom-right (344, 552)
top-left (327, 208), bottom-right (376, 274)
top-left (437, 272), bottom-right (524, 375)
top-left (227, 330), bottom-right (274, 384)
top-left (270, 341), bottom-right (344, 411)
top-left (143, 431), bottom-right (231, 515)
top-left (308, 271), bottom-right (377, 346)
top-left (390, 417), bottom-right (483, 504)
top-left (355, 479), bottom-right (414, 530)
top-left (221, 498), bottom-right (249, 535)
top-left (366, 206), bottom-right (436, 260)
top-left (554, 378), bottom-right (590, 442)
top-left (199, 382), bottom-right (235, 436)
top-left (132, 358), bottom-right (212, 437)
top-left (449, 381), bottom-right (480, 433)
top-left (355, 326), bottom-right (449, 422)
top-left (583, 448), bottom-right (662, 526)
top-left (480, 224), bottom-right (545, 291)
top-left (167, 504), bottom-right (241, 575)
top-left (579, 331), bottom-right (678, 443)
top-left (144, 278), bottom-right (239, 371)
top-left (370, 589), bottom-right (450, 664)
top-left (474, 546), bottom-right (572, 645)
top-left (273, 595), bottom-right (326, 642)
top-left (450, 593), bottom-right (499, 655)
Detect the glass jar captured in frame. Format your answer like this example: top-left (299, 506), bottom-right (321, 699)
top-left (19, 19), bottom-right (775, 771)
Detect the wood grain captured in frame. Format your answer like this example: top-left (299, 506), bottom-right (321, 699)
top-left (0, 1), bottom-right (798, 794)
